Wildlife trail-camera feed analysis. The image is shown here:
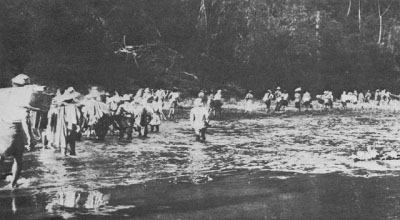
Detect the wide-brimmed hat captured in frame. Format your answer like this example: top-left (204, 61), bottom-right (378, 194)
top-left (295, 87), bottom-right (301, 92)
top-left (12, 74), bottom-right (31, 86)
top-left (66, 87), bottom-right (75, 93)
top-left (57, 89), bottom-right (80, 102)
top-left (193, 98), bottom-right (203, 106)
top-left (122, 94), bottom-right (131, 101)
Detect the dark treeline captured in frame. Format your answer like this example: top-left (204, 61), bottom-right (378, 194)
top-left (1, 0), bottom-right (400, 97)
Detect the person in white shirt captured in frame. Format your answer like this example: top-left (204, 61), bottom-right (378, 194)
top-left (262, 90), bottom-right (274, 111)
top-left (302, 90), bottom-right (312, 110)
top-left (244, 90), bottom-right (254, 114)
top-left (168, 88), bottom-right (180, 120)
top-left (190, 98), bottom-right (210, 141)
top-left (341, 91), bottom-right (348, 108)
top-left (294, 88), bottom-right (302, 111)
top-left (210, 89), bottom-right (223, 116)
top-left (0, 74), bottom-right (47, 187)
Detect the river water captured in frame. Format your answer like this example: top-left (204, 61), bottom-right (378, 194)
top-left (1, 108), bottom-right (400, 219)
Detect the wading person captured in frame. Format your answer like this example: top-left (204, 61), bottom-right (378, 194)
top-left (210, 89), bottom-right (223, 116)
top-left (280, 90), bottom-right (289, 111)
top-left (10, 74), bottom-right (36, 151)
top-left (244, 90), bottom-right (254, 114)
top-left (358, 91), bottom-right (365, 103)
top-left (115, 94), bottom-right (135, 139)
top-left (294, 88), bottom-right (302, 112)
top-left (302, 90), bottom-right (312, 110)
top-left (274, 87), bottom-right (282, 111)
top-left (168, 88), bottom-right (180, 120)
top-left (365, 90), bottom-right (371, 103)
top-left (375, 89), bottom-right (381, 106)
top-left (0, 74), bottom-right (46, 187)
top-left (262, 90), bottom-right (274, 112)
top-left (190, 98), bottom-right (210, 141)
top-left (52, 87), bottom-right (82, 156)
top-left (341, 91), bottom-right (348, 108)
top-left (149, 96), bottom-right (162, 132)
top-left (207, 90), bottom-right (214, 108)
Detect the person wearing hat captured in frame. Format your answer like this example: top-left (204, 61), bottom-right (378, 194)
top-left (358, 91), bottom-right (365, 104)
top-left (280, 90), bottom-right (289, 111)
top-left (341, 91), bottom-right (348, 108)
top-left (115, 94), bottom-right (135, 139)
top-left (274, 87), bottom-right (282, 111)
top-left (142, 88), bottom-right (152, 100)
top-left (302, 90), bottom-right (312, 110)
top-left (365, 90), bottom-right (371, 103)
top-left (147, 96), bottom-right (162, 132)
top-left (294, 88), bottom-right (302, 111)
top-left (190, 98), bottom-right (210, 141)
top-left (0, 74), bottom-right (38, 187)
top-left (262, 90), bottom-right (274, 112)
top-left (168, 88), bottom-right (180, 120)
top-left (9, 74), bottom-right (35, 151)
top-left (244, 90), bottom-right (254, 114)
top-left (49, 86), bottom-right (82, 156)
top-left (375, 89), bottom-right (381, 106)
top-left (210, 89), bottom-right (223, 116)
top-left (324, 91), bottom-right (334, 109)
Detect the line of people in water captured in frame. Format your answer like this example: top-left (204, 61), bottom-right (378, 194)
top-left (36, 85), bottom-right (400, 159)
top-left (242, 87), bottom-right (396, 113)
top-left (1, 73), bottom-right (398, 187)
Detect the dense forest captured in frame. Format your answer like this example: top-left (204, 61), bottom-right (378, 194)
top-left (1, 0), bottom-right (400, 97)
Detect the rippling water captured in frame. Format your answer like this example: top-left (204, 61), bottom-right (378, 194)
top-left (1, 108), bottom-right (400, 219)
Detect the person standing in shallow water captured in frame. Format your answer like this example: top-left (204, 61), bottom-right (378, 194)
top-left (168, 88), bottom-right (180, 120)
top-left (190, 98), bottom-right (210, 141)
top-left (262, 90), bottom-right (274, 112)
top-left (302, 90), bottom-right (312, 110)
top-left (294, 88), bottom-right (302, 112)
top-left (244, 90), bottom-right (254, 114)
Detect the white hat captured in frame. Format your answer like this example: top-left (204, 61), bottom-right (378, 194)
top-left (276, 87), bottom-right (281, 90)
top-left (12, 74), bottom-right (30, 85)
top-left (193, 98), bottom-right (203, 106)
top-left (217, 89), bottom-right (222, 93)
top-left (66, 87), bottom-right (75, 93)
top-left (122, 94), bottom-right (131, 101)
top-left (295, 87), bottom-right (301, 92)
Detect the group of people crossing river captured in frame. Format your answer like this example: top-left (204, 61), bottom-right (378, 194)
top-left (0, 73), bottom-right (399, 187)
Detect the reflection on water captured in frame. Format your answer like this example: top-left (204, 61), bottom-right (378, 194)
top-left (2, 172), bottom-right (400, 219)
top-left (46, 189), bottom-right (110, 211)
top-left (45, 189), bottom-right (110, 218)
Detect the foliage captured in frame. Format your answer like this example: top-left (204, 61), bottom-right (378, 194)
top-left (1, 0), bottom-right (400, 96)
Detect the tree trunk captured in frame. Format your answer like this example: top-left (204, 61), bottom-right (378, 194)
top-left (347, 0), bottom-right (352, 17)
top-left (358, 0), bottom-right (361, 32)
top-left (378, 15), bottom-right (382, 44)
